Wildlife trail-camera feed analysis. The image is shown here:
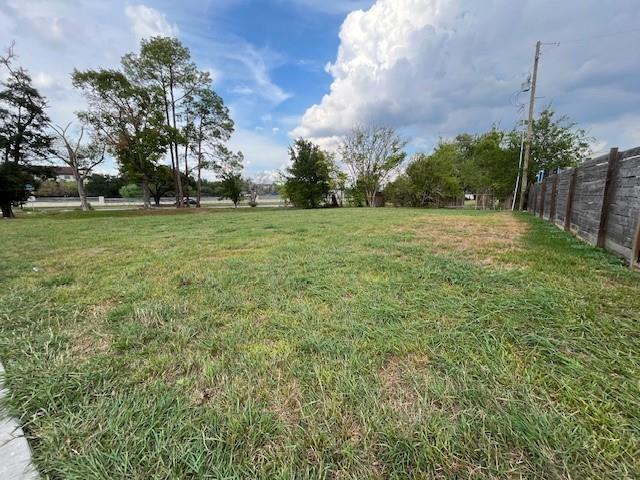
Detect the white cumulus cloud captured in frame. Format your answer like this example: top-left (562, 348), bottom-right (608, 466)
top-left (293, 0), bottom-right (640, 151)
top-left (125, 4), bottom-right (179, 40)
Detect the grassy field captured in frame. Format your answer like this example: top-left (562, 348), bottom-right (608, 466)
top-left (0, 208), bottom-right (638, 479)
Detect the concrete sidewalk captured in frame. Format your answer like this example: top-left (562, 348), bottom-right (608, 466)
top-left (0, 363), bottom-right (38, 479)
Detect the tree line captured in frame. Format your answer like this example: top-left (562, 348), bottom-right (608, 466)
top-left (1, 37), bottom-right (240, 217)
top-left (280, 110), bottom-right (590, 209)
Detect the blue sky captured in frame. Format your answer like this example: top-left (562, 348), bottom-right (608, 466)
top-left (2, 0), bottom-right (640, 180)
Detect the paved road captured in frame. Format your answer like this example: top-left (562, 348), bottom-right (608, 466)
top-left (0, 363), bottom-right (38, 479)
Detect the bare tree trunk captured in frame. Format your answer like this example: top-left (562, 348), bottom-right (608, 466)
top-left (173, 143), bottom-right (183, 206)
top-left (1, 202), bottom-right (13, 218)
top-left (196, 134), bottom-right (203, 208)
top-left (367, 189), bottom-right (377, 208)
top-left (161, 85), bottom-right (181, 208)
top-left (75, 173), bottom-right (90, 211)
top-left (169, 77), bottom-right (184, 208)
top-left (170, 155), bottom-right (179, 205)
top-left (141, 178), bottom-right (151, 209)
top-left (196, 164), bottom-right (202, 208)
top-left (183, 141), bottom-right (190, 207)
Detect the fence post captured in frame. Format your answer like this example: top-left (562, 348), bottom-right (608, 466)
top-left (538, 179), bottom-right (547, 218)
top-left (529, 184), bottom-right (535, 213)
top-left (549, 174), bottom-right (558, 223)
top-left (564, 168), bottom-right (577, 232)
top-left (631, 216), bottom-right (640, 271)
top-left (597, 147), bottom-right (619, 248)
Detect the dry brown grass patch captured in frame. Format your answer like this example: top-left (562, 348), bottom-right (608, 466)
top-left (85, 298), bottom-right (118, 318)
top-left (379, 353), bottom-right (430, 417)
top-left (269, 377), bottom-right (303, 428)
top-left (405, 213), bottom-right (528, 265)
top-left (68, 330), bottom-right (112, 359)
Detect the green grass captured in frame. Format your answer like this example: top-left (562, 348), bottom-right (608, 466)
top-left (0, 207), bottom-right (638, 479)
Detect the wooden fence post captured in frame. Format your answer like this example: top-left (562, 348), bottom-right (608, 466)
top-left (564, 168), bottom-right (577, 232)
top-left (631, 216), bottom-right (640, 271)
top-left (539, 179), bottom-right (547, 218)
top-left (549, 174), bottom-right (558, 223)
top-left (597, 147), bottom-right (619, 248)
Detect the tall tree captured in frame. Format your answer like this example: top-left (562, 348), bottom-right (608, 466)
top-left (72, 69), bottom-right (169, 208)
top-left (185, 87), bottom-right (234, 207)
top-left (284, 139), bottom-right (333, 209)
top-left (50, 123), bottom-right (105, 211)
top-left (340, 125), bottom-right (406, 207)
top-left (122, 37), bottom-right (208, 207)
top-left (0, 44), bottom-right (54, 217)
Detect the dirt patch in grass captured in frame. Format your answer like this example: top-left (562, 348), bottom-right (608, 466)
top-left (400, 213), bottom-right (528, 266)
top-left (68, 330), bottom-right (112, 359)
top-left (379, 353), bottom-right (430, 418)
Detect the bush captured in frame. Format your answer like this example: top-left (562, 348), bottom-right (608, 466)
top-left (119, 184), bottom-right (144, 198)
top-left (385, 175), bottom-right (415, 207)
top-left (35, 180), bottom-right (78, 197)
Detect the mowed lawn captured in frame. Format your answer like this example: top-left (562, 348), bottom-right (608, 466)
top-left (0, 208), bottom-right (638, 479)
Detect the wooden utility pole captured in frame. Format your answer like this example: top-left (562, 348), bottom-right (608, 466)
top-left (519, 40), bottom-right (541, 211)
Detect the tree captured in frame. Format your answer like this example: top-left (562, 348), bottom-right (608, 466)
top-left (219, 174), bottom-right (245, 207)
top-left (386, 145), bottom-right (462, 207)
top-left (214, 150), bottom-right (245, 207)
top-left (185, 87), bottom-right (234, 207)
top-left (530, 106), bottom-right (591, 177)
top-left (35, 180), bottom-right (77, 197)
top-left (122, 37), bottom-right (208, 208)
top-left (147, 165), bottom-right (175, 206)
top-left (406, 146), bottom-right (462, 206)
top-left (453, 130), bottom-right (520, 200)
top-left (72, 69), bottom-right (169, 208)
top-left (199, 179), bottom-right (222, 197)
top-left (50, 123), bottom-right (105, 211)
top-left (284, 139), bottom-right (333, 208)
top-left (85, 174), bottom-right (126, 197)
top-left (119, 183), bottom-right (144, 198)
top-left (385, 175), bottom-right (415, 207)
top-left (247, 182), bottom-right (258, 207)
top-left (339, 125), bottom-right (406, 207)
top-left (0, 44), bottom-right (54, 217)
top-left (329, 169), bottom-right (348, 207)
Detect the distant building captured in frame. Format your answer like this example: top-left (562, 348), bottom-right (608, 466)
top-left (53, 166), bottom-right (75, 182)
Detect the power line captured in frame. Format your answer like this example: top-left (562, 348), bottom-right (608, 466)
top-left (554, 27), bottom-right (640, 45)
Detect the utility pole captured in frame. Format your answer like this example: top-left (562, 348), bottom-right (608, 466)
top-left (518, 40), bottom-right (541, 211)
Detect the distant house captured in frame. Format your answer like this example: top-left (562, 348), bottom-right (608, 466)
top-left (53, 166), bottom-right (75, 182)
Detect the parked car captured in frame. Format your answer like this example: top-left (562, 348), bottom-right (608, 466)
top-left (173, 198), bottom-right (198, 206)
